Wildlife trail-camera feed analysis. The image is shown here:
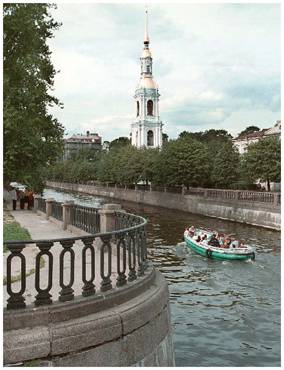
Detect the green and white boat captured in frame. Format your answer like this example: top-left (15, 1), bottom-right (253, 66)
top-left (184, 229), bottom-right (255, 261)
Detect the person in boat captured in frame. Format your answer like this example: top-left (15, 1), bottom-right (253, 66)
top-left (218, 233), bottom-right (225, 247)
top-left (208, 234), bottom-right (220, 248)
top-left (230, 239), bottom-right (240, 248)
top-left (194, 235), bottom-right (201, 242)
top-left (201, 233), bottom-right (207, 241)
top-left (239, 240), bottom-right (245, 248)
top-left (184, 228), bottom-right (189, 237)
top-left (223, 237), bottom-right (231, 248)
top-left (189, 226), bottom-right (195, 237)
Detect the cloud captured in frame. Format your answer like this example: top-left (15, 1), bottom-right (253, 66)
top-left (48, 3), bottom-right (280, 142)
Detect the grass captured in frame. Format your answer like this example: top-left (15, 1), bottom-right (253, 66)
top-left (3, 210), bottom-right (45, 285)
top-left (4, 221), bottom-right (32, 242)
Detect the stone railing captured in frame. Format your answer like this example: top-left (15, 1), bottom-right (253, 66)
top-left (4, 200), bottom-right (148, 310)
top-left (62, 181), bottom-right (281, 206)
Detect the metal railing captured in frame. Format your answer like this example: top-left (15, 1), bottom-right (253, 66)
top-left (4, 210), bottom-right (148, 310)
top-left (70, 204), bottom-right (100, 234)
top-left (37, 197), bottom-right (46, 213)
top-left (51, 201), bottom-right (63, 221)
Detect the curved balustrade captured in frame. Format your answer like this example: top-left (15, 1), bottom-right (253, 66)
top-left (4, 209), bottom-right (148, 310)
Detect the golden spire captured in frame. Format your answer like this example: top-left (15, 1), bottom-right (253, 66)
top-left (144, 6), bottom-right (150, 46)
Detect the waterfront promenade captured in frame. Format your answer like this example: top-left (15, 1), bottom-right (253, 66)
top-left (3, 210), bottom-right (105, 306)
top-left (4, 201), bottom-right (175, 366)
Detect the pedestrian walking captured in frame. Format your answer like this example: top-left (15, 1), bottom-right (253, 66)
top-left (19, 190), bottom-right (25, 210)
top-left (10, 187), bottom-right (17, 210)
top-left (27, 189), bottom-right (34, 210)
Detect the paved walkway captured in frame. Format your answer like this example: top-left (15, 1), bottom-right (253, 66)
top-left (3, 210), bottom-right (122, 307)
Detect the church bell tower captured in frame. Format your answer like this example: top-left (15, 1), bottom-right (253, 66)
top-left (131, 9), bottom-right (163, 148)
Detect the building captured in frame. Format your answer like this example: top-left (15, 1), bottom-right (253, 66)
top-left (131, 10), bottom-right (163, 148)
top-left (233, 120), bottom-right (281, 154)
top-left (63, 131), bottom-right (102, 160)
top-left (264, 119), bottom-right (281, 138)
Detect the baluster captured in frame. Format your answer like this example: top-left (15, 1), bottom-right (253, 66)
top-left (128, 231), bottom-right (137, 282)
top-left (137, 229), bottom-right (145, 276)
top-left (82, 237), bottom-right (96, 296)
top-left (116, 235), bottom-right (127, 287)
top-left (141, 227), bottom-right (148, 270)
top-left (35, 242), bottom-right (53, 306)
top-left (59, 239), bottom-right (75, 302)
top-left (6, 243), bottom-right (26, 309)
top-left (97, 210), bottom-right (100, 232)
top-left (100, 235), bottom-right (112, 291)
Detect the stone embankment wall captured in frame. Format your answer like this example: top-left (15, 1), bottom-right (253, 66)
top-left (4, 268), bottom-right (175, 366)
top-left (46, 181), bottom-right (281, 230)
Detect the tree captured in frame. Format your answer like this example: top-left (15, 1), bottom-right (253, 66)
top-left (242, 137), bottom-right (281, 191)
top-left (238, 126), bottom-right (260, 137)
top-left (109, 137), bottom-right (130, 150)
top-left (4, 4), bottom-right (64, 192)
top-left (211, 142), bottom-right (240, 188)
top-left (153, 137), bottom-right (211, 187)
top-left (162, 133), bottom-right (169, 144)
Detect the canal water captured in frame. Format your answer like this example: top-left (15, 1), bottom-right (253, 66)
top-left (43, 188), bottom-right (281, 367)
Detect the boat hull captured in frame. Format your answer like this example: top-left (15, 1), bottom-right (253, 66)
top-left (185, 236), bottom-right (254, 261)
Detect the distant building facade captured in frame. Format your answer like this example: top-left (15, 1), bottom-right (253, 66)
top-left (131, 10), bottom-right (163, 149)
top-left (63, 131), bottom-right (102, 160)
top-left (233, 120), bottom-right (281, 154)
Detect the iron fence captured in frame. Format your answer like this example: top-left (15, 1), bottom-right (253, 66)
top-left (70, 204), bottom-right (100, 233)
top-left (37, 198), bottom-right (46, 213)
top-left (51, 201), bottom-right (63, 221)
top-left (4, 211), bottom-right (148, 310)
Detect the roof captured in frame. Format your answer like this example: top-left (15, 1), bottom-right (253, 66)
top-left (233, 129), bottom-right (267, 141)
top-left (65, 133), bottom-right (102, 143)
top-left (264, 120), bottom-right (281, 136)
top-left (137, 76), bottom-right (158, 89)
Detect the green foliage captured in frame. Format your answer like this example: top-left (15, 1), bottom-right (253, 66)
top-left (4, 4), bottom-right (64, 192)
top-left (238, 126), bottom-right (260, 137)
top-left (162, 133), bottom-right (169, 143)
top-left (70, 148), bottom-right (100, 162)
top-left (109, 137), bottom-right (130, 150)
top-left (47, 159), bottom-right (97, 183)
top-left (241, 137), bottom-right (281, 190)
top-left (4, 222), bottom-right (31, 242)
top-left (97, 145), bottom-right (156, 185)
top-left (211, 141), bottom-right (240, 188)
top-left (152, 137), bottom-right (211, 187)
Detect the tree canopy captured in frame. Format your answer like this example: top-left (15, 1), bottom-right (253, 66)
top-left (4, 4), bottom-right (64, 192)
top-left (242, 137), bottom-right (281, 191)
top-left (211, 141), bottom-right (240, 188)
top-left (238, 126), bottom-right (260, 137)
top-left (109, 137), bottom-right (130, 150)
top-left (152, 137), bottom-right (211, 187)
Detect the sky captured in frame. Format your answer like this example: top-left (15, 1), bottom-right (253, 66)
top-left (48, 3), bottom-right (281, 142)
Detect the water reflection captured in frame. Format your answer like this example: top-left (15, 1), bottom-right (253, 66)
top-left (43, 188), bottom-right (280, 367)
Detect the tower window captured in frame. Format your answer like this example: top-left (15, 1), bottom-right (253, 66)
top-left (137, 101), bottom-right (139, 117)
top-left (147, 100), bottom-right (153, 116)
top-left (147, 130), bottom-right (154, 146)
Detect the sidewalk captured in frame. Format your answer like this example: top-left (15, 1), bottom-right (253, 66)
top-left (3, 210), bottom-right (120, 307)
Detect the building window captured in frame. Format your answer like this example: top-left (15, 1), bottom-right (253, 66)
top-left (147, 100), bottom-right (153, 116)
top-left (147, 130), bottom-right (154, 146)
top-left (137, 101), bottom-right (139, 117)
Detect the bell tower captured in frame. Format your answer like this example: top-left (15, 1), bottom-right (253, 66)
top-left (131, 8), bottom-right (163, 148)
